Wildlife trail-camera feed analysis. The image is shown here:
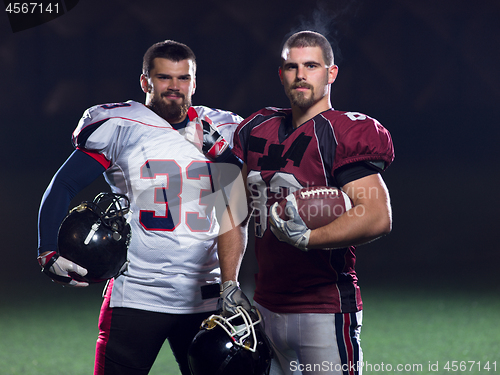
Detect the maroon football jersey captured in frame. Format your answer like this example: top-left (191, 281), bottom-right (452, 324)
top-left (233, 107), bottom-right (394, 314)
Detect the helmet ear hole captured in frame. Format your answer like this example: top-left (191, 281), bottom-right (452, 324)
top-left (57, 192), bottom-right (131, 284)
top-left (188, 307), bottom-right (274, 375)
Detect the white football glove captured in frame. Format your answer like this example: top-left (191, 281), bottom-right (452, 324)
top-left (218, 280), bottom-right (252, 317)
top-left (184, 116), bottom-right (204, 151)
top-left (269, 196), bottom-right (311, 251)
top-left (184, 116), bottom-right (232, 162)
top-left (37, 251), bottom-right (89, 287)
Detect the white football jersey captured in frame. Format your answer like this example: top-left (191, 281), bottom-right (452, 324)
top-left (73, 100), bottom-right (242, 313)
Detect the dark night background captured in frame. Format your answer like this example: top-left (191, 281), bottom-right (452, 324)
top-left (1, 0), bottom-right (499, 304)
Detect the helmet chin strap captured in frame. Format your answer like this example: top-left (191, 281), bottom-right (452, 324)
top-left (84, 221), bottom-right (101, 245)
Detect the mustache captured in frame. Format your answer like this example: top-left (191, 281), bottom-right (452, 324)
top-left (291, 82), bottom-right (313, 90)
top-left (161, 90), bottom-right (185, 99)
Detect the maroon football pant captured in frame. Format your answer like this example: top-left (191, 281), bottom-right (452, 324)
top-left (94, 279), bottom-right (214, 375)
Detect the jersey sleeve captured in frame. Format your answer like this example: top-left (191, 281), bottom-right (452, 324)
top-left (332, 113), bottom-right (394, 173)
top-left (37, 150), bottom-right (106, 255)
top-left (232, 118), bottom-right (249, 163)
top-left (72, 101), bottom-right (137, 165)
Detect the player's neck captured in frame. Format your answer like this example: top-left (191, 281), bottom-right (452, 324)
top-left (167, 114), bottom-right (187, 124)
top-left (291, 97), bottom-right (332, 128)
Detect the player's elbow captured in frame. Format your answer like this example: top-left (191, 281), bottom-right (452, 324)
top-left (374, 210), bottom-right (392, 237)
top-left (380, 216), bottom-right (392, 236)
top-left (361, 217), bottom-right (391, 246)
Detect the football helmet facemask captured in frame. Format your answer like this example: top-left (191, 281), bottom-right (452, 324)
top-left (57, 192), bottom-right (131, 284)
top-left (188, 307), bottom-right (273, 375)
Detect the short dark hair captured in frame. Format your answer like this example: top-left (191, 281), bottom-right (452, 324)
top-left (281, 31), bottom-right (334, 67)
top-left (142, 40), bottom-right (197, 77)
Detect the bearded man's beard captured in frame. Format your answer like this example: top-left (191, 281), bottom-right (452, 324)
top-left (286, 82), bottom-right (315, 108)
top-left (148, 91), bottom-right (191, 123)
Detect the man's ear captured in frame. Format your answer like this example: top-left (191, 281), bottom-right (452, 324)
top-left (328, 65), bottom-right (339, 85)
top-left (278, 67), bottom-right (283, 85)
top-left (140, 74), bottom-right (151, 93)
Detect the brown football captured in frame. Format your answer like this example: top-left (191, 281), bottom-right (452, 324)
top-left (277, 186), bottom-right (353, 229)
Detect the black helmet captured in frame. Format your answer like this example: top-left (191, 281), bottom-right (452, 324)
top-left (57, 192), bottom-right (131, 283)
top-left (188, 307), bottom-right (273, 375)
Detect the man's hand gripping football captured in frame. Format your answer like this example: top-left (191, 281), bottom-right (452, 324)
top-left (269, 194), bottom-right (311, 251)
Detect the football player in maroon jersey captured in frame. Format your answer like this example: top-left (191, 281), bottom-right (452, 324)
top-left (218, 31), bottom-right (394, 374)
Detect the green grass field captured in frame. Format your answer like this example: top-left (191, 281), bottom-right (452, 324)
top-left (1, 283), bottom-right (498, 375)
top-left (361, 286), bottom-right (500, 374)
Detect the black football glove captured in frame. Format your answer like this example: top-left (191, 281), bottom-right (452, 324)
top-left (218, 280), bottom-right (252, 316)
top-left (37, 251), bottom-right (89, 287)
top-left (200, 118), bottom-right (232, 161)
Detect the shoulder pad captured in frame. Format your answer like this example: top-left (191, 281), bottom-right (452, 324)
top-left (192, 105), bottom-right (243, 126)
top-left (332, 111), bottom-right (395, 172)
top-left (72, 101), bottom-right (169, 148)
top-left (77, 101), bottom-right (146, 128)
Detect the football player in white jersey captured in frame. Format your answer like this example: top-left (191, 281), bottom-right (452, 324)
top-left (37, 40), bottom-right (244, 375)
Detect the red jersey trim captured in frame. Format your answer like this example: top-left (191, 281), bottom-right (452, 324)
top-left (77, 147), bottom-right (111, 169)
top-left (187, 106), bottom-right (199, 121)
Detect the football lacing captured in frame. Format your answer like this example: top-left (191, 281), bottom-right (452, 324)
top-left (299, 187), bottom-right (339, 199)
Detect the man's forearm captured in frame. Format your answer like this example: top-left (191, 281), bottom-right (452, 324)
top-left (218, 222), bottom-right (248, 282)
